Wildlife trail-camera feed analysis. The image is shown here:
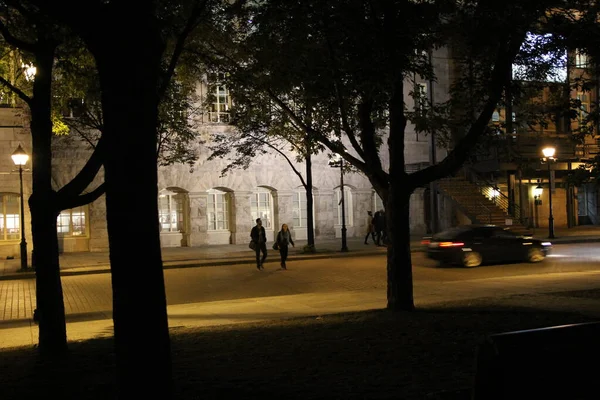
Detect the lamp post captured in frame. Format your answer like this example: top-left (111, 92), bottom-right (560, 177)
top-left (533, 183), bottom-right (543, 228)
top-left (542, 146), bottom-right (556, 239)
top-left (328, 154), bottom-right (348, 252)
top-left (11, 145), bottom-right (29, 270)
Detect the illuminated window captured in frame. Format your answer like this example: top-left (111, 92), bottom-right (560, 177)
top-left (335, 186), bottom-right (353, 226)
top-left (159, 191), bottom-right (185, 232)
top-left (415, 83), bottom-right (428, 114)
top-left (251, 188), bottom-right (273, 229)
top-left (577, 92), bottom-right (590, 123)
top-left (575, 49), bottom-right (588, 68)
top-left (209, 73), bottom-right (231, 123)
top-left (207, 190), bottom-right (230, 231)
top-left (293, 191), bottom-right (315, 228)
top-left (57, 206), bottom-right (87, 236)
top-left (0, 193), bottom-right (20, 240)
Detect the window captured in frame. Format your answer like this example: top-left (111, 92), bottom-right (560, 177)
top-left (57, 206), bottom-right (87, 237)
top-left (491, 111), bottom-right (500, 123)
top-left (62, 98), bottom-right (85, 119)
top-left (577, 92), bottom-right (590, 123)
top-left (251, 189), bottom-right (273, 229)
top-left (209, 74), bottom-right (231, 123)
top-left (293, 191), bottom-right (317, 228)
top-left (575, 49), bottom-right (588, 68)
top-left (292, 192), bottom-right (307, 228)
top-left (335, 186), bottom-right (353, 226)
top-left (0, 193), bottom-right (20, 241)
top-left (159, 191), bottom-right (184, 232)
top-left (415, 83), bottom-right (428, 114)
top-left (207, 190), bottom-right (230, 231)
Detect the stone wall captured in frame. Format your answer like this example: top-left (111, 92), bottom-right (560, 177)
top-left (0, 108), bottom-right (436, 253)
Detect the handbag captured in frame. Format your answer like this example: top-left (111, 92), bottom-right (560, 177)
top-left (272, 242), bottom-right (279, 250)
top-left (249, 240), bottom-right (257, 250)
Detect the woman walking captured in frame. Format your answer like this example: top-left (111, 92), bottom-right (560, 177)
top-left (276, 223), bottom-right (295, 270)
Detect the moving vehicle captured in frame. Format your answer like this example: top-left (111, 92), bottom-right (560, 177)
top-left (423, 225), bottom-right (551, 268)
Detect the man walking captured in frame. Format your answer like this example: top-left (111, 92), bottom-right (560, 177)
top-left (250, 218), bottom-right (267, 270)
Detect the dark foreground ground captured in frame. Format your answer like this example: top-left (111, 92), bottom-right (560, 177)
top-left (2, 289), bottom-right (600, 400)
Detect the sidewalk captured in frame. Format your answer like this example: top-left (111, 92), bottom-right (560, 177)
top-left (0, 236), bottom-right (403, 280)
top-left (2, 225), bottom-right (600, 281)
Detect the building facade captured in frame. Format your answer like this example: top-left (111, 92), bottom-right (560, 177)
top-left (0, 47), bottom-right (459, 258)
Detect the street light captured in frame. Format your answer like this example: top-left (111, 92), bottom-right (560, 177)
top-left (21, 62), bottom-right (36, 81)
top-left (542, 146), bottom-right (556, 239)
top-left (11, 145), bottom-right (29, 270)
top-left (328, 154), bottom-right (348, 252)
top-left (533, 182), bottom-right (543, 228)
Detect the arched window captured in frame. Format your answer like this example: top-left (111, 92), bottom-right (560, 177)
top-left (335, 187), bottom-right (353, 226)
top-left (251, 188), bottom-right (273, 229)
top-left (207, 189), bottom-right (230, 231)
top-left (0, 193), bottom-right (20, 240)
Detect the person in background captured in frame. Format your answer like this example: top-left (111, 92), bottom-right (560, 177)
top-left (364, 211), bottom-right (376, 244)
top-left (250, 218), bottom-right (267, 270)
top-left (379, 209), bottom-right (388, 246)
top-left (276, 223), bottom-right (295, 270)
top-left (373, 210), bottom-right (383, 245)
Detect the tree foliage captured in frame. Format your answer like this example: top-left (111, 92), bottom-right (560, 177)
top-left (206, 0), bottom-right (577, 310)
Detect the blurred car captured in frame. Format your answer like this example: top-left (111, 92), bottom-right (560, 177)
top-left (422, 225), bottom-right (551, 268)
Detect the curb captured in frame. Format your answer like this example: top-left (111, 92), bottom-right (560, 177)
top-left (0, 247), bottom-right (414, 281)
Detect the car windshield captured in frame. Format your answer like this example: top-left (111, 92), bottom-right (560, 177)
top-left (432, 227), bottom-right (471, 241)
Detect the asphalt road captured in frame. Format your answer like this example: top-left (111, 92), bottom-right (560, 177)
top-left (1, 243), bottom-right (599, 323)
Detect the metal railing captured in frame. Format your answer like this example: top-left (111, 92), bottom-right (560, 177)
top-left (464, 168), bottom-right (523, 224)
top-left (434, 181), bottom-right (494, 225)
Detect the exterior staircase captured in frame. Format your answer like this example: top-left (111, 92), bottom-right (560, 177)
top-left (436, 172), bottom-right (530, 235)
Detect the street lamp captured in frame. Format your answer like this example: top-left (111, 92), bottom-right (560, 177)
top-left (328, 154), bottom-right (348, 252)
top-left (533, 182), bottom-right (543, 228)
top-left (11, 145), bottom-right (29, 270)
top-left (21, 62), bottom-right (36, 81)
top-left (542, 146), bottom-right (556, 239)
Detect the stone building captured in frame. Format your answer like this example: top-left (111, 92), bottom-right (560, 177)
top-left (0, 70), bottom-right (449, 257)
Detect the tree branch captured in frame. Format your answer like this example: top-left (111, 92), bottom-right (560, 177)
top-left (57, 183), bottom-right (106, 212)
top-left (407, 31), bottom-right (528, 189)
top-left (248, 133), bottom-right (308, 187)
top-left (320, 16), bottom-right (365, 161)
top-left (0, 75), bottom-right (31, 106)
top-left (357, 95), bottom-right (386, 177)
top-left (265, 89), bottom-right (367, 171)
top-left (158, 0), bottom-right (210, 100)
top-left (56, 135), bottom-right (106, 203)
top-left (0, 18), bottom-right (36, 52)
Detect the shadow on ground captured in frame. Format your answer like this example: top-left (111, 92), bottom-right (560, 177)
top-left (1, 294), bottom-right (598, 400)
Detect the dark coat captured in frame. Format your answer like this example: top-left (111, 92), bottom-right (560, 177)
top-left (250, 225), bottom-right (266, 243)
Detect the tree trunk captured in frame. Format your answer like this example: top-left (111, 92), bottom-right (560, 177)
top-left (305, 139), bottom-right (315, 250)
top-left (92, 26), bottom-right (173, 398)
top-left (386, 77), bottom-right (415, 311)
top-left (29, 42), bottom-right (68, 355)
top-left (386, 189), bottom-right (414, 311)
